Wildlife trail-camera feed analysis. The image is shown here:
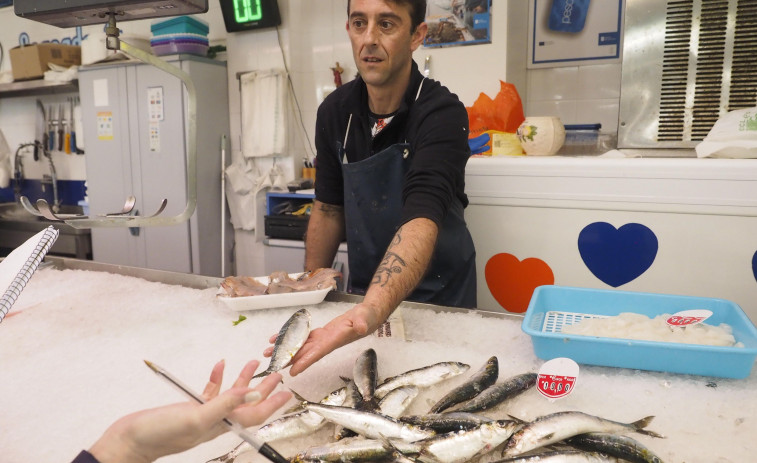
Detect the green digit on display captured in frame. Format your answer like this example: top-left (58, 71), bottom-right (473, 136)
top-left (233, 0), bottom-right (263, 23)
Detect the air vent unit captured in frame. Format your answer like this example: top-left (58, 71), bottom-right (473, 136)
top-left (618, 0), bottom-right (757, 149)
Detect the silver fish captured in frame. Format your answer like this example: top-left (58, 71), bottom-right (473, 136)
top-left (448, 372), bottom-right (537, 413)
top-left (567, 432), bottom-right (666, 463)
top-left (301, 401), bottom-right (436, 441)
top-left (291, 436), bottom-right (422, 462)
top-left (378, 385), bottom-right (420, 418)
top-left (375, 361), bottom-right (470, 399)
top-left (400, 412), bottom-right (494, 433)
top-left (206, 386), bottom-right (347, 462)
top-left (354, 348), bottom-right (379, 410)
top-left (417, 419), bottom-right (520, 463)
top-left (255, 386), bottom-right (348, 442)
top-left (334, 377), bottom-right (361, 440)
top-left (503, 411), bottom-right (664, 457)
top-left (491, 450), bottom-right (619, 462)
top-left (253, 308), bottom-right (310, 378)
top-left (429, 355), bottom-right (499, 413)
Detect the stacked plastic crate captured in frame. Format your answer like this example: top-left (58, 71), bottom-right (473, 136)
top-left (150, 16), bottom-right (209, 56)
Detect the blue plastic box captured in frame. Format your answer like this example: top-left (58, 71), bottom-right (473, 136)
top-left (522, 285), bottom-right (757, 379)
top-left (151, 16), bottom-right (209, 36)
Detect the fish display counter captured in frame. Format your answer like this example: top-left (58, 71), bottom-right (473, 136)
top-left (1, 257), bottom-right (755, 462)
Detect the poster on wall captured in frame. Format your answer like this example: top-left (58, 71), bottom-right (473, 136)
top-left (528, 0), bottom-right (624, 68)
top-left (424, 0), bottom-right (491, 48)
top-left (0, 0), bottom-right (12, 7)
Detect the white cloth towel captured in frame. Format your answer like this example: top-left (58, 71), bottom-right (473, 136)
top-left (240, 69), bottom-right (288, 158)
top-left (224, 157), bottom-right (287, 233)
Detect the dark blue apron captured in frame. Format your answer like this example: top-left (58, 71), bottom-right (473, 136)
top-left (338, 84), bottom-right (477, 308)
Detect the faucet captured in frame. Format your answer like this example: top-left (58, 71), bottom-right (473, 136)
top-left (14, 141), bottom-right (60, 213)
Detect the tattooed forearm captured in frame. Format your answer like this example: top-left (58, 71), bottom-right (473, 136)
top-left (372, 252), bottom-right (407, 287)
top-left (316, 202), bottom-right (344, 218)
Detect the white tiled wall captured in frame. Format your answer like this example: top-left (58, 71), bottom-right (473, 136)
top-left (526, 63), bottom-right (622, 133)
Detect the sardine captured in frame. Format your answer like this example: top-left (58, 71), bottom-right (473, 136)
top-left (353, 348), bottom-right (379, 410)
top-left (206, 386), bottom-right (347, 462)
top-left (417, 419), bottom-right (520, 463)
top-left (448, 372), bottom-right (537, 413)
top-left (567, 432), bottom-right (666, 463)
top-left (378, 385), bottom-right (420, 418)
top-left (253, 308), bottom-right (310, 378)
top-left (375, 361), bottom-right (470, 399)
top-left (429, 356), bottom-right (499, 413)
top-left (400, 412), bottom-right (494, 433)
top-left (491, 450), bottom-right (619, 462)
top-left (254, 386), bottom-right (348, 442)
top-left (333, 377), bottom-right (361, 440)
top-left (299, 400), bottom-right (435, 441)
top-left (291, 436), bottom-right (422, 462)
top-left (503, 411), bottom-right (664, 457)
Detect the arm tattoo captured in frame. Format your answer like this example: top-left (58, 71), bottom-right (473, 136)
top-left (372, 252), bottom-right (407, 287)
top-left (316, 202), bottom-right (344, 218)
top-left (372, 233), bottom-right (406, 287)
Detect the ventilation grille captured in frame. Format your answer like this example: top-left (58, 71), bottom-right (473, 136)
top-left (658, 0), bottom-right (757, 142)
top-left (619, 0), bottom-right (757, 149)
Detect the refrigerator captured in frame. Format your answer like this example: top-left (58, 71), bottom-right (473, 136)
top-left (78, 55), bottom-right (231, 276)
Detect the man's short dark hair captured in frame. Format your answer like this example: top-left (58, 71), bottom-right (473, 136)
top-left (348, 0), bottom-right (427, 32)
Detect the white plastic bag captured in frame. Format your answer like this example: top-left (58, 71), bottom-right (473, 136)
top-left (696, 107), bottom-right (757, 158)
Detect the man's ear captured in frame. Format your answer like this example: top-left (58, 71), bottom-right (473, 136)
top-left (410, 22), bottom-right (428, 51)
top-left (346, 20), bottom-right (350, 31)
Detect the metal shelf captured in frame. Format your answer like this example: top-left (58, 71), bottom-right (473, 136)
top-left (0, 79), bottom-right (78, 98)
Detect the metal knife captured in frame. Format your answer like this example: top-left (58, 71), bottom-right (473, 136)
top-left (424, 55), bottom-right (431, 78)
top-left (35, 100), bottom-right (46, 161)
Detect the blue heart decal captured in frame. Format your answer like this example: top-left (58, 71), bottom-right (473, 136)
top-left (578, 222), bottom-right (658, 287)
top-left (752, 251), bottom-right (757, 283)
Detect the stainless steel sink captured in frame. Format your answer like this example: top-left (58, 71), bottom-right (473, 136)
top-left (0, 202), bottom-right (92, 259)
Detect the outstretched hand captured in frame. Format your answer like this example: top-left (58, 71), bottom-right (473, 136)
top-left (88, 359), bottom-right (291, 463)
top-left (264, 302), bottom-right (383, 376)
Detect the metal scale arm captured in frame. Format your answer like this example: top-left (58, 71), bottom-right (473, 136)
top-left (21, 14), bottom-right (197, 229)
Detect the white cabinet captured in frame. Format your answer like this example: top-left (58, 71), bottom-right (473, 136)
top-left (78, 55), bottom-right (231, 276)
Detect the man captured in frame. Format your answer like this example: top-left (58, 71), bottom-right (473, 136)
top-left (267, 0), bottom-right (476, 376)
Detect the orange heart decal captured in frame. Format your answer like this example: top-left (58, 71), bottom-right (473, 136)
top-left (485, 253), bottom-right (554, 313)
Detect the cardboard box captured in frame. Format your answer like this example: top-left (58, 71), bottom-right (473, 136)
top-left (9, 43), bottom-right (81, 81)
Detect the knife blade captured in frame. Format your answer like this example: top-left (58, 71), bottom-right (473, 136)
top-left (424, 55), bottom-right (431, 78)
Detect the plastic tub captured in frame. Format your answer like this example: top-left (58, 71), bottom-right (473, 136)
top-left (522, 285), bottom-right (757, 379)
top-left (151, 15), bottom-right (209, 36)
top-left (151, 41), bottom-right (209, 57)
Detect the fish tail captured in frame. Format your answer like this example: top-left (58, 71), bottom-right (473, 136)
top-left (631, 415), bottom-right (665, 438)
top-left (251, 370), bottom-right (270, 379)
top-left (290, 388), bottom-right (309, 403)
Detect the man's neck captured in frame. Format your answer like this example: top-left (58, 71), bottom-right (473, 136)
top-left (365, 67), bottom-right (412, 115)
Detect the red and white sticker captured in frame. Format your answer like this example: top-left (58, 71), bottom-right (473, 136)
top-left (666, 309), bottom-right (712, 327)
top-left (537, 358), bottom-right (579, 401)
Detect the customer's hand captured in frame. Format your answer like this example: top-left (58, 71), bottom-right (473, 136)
top-left (88, 359), bottom-right (291, 463)
top-left (264, 302), bottom-right (383, 376)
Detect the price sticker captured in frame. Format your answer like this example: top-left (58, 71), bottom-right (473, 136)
top-left (666, 309), bottom-right (712, 327)
top-left (537, 358), bottom-right (579, 401)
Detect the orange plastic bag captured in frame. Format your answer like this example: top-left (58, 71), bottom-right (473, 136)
top-left (466, 81), bottom-right (525, 138)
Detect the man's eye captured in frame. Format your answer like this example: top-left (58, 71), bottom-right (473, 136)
top-left (352, 19), bottom-right (366, 29)
top-left (380, 21), bottom-right (394, 30)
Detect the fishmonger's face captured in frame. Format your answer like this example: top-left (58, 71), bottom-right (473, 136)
top-left (347, 0), bottom-right (425, 90)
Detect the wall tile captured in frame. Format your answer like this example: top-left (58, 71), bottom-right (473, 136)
top-left (527, 66), bottom-right (579, 101)
top-left (526, 99), bottom-right (578, 124)
top-left (576, 63), bottom-right (622, 100)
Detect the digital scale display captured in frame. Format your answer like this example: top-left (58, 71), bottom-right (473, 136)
top-left (219, 0), bottom-right (281, 32)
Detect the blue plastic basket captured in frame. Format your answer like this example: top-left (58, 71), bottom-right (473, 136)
top-left (151, 16), bottom-right (209, 36)
top-left (522, 285), bottom-right (757, 379)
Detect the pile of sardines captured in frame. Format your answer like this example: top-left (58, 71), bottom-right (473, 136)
top-left (210, 309), bottom-right (666, 462)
